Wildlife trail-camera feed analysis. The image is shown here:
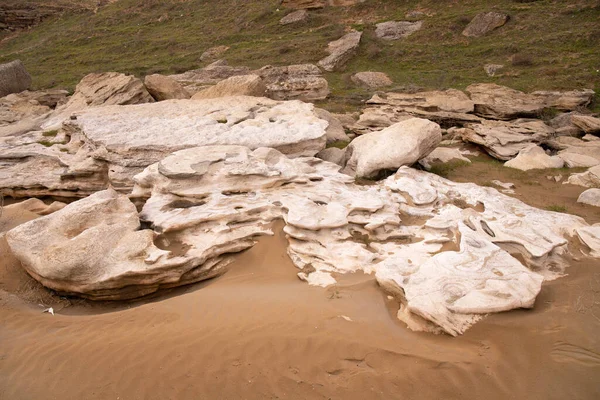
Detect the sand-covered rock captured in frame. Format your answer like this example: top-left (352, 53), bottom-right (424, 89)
top-left (318, 30), bottom-right (362, 72)
top-left (343, 118), bottom-right (441, 178)
top-left (0, 60), bottom-right (31, 97)
top-left (0, 97), bottom-right (328, 198)
top-left (191, 75), bottom-right (266, 99)
top-left (144, 74), bottom-right (190, 101)
top-left (504, 145), bottom-right (564, 171)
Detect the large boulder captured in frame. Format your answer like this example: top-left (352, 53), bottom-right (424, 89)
top-left (144, 74), bottom-right (190, 101)
top-left (0, 60), bottom-right (32, 97)
top-left (466, 84), bottom-right (594, 120)
top-left (504, 145), bottom-right (564, 171)
top-left (351, 71), bottom-right (393, 88)
top-left (8, 145), bottom-right (594, 336)
top-left (318, 30), bottom-right (362, 72)
top-left (571, 114), bottom-right (600, 134)
top-left (577, 189), bottom-right (600, 207)
top-left (462, 12), bottom-right (508, 37)
top-left (191, 75), bottom-right (266, 99)
top-left (254, 64), bottom-right (329, 101)
top-left (375, 20), bottom-right (423, 40)
top-left (343, 118), bottom-right (442, 178)
top-left (0, 97), bottom-right (329, 198)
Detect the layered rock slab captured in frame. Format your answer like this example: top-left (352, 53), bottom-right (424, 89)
top-left (0, 97), bottom-right (328, 197)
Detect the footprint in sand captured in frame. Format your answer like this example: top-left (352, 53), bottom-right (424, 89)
top-left (551, 341), bottom-right (600, 367)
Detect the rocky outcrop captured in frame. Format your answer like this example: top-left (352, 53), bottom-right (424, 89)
top-left (466, 84), bottom-right (594, 120)
top-left (419, 147), bottom-right (471, 170)
top-left (280, 9), bottom-right (308, 25)
top-left (191, 75), bottom-right (266, 100)
top-left (462, 12), bottom-right (508, 37)
top-left (199, 45), bottom-right (230, 62)
top-left (282, 0), bottom-right (364, 8)
top-left (566, 165), bottom-right (600, 188)
top-left (577, 189), bottom-right (600, 207)
top-left (504, 145), bottom-right (564, 171)
top-left (577, 226), bottom-right (600, 258)
top-left (0, 97), bottom-right (329, 198)
top-left (7, 146), bottom-right (595, 335)
top-left (254, 64), bottom-right (329, 101)
top-left (375, 21), bottom-right (423, 40)
top-left (314, 108), bottom-right (350, 143)
top-left (0, 60), bottom-right (32, 98)
top-left (343, 118), bottom-right (441, 178)
top-left (351, 72), bottom-right (392, 88)
top-left (457, 119), bottom-right (554, 160)
top-left (318, 30), bottom-right (362, 72)
top-left (1, 89), bottom-right (69, 137)
top-left (43, 72), bottom-right (154, 129)
top-left (144, 74), bottom-right (190, 101)
top-left (557, 152), bottom-right (599, 168)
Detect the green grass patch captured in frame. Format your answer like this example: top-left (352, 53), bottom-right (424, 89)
top-left (546, 204), bottom-right (568, 213)
top-left (326, 140), bottom-right (350, 149)
top-left (428, 160), bottom-right (471, 178)
top-left (42, 130), bottom-right (59, 137)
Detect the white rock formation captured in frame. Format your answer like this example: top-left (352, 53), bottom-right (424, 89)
top-left (576, 225), bottom-right (600, 258)
top-left (577, 189), bottom-right (600, 207)
top-left (504, 145), bottom-right (564, 171)
top-left (375, 21), bottom-right (423, 40)
top-left (6, 146), bottom-right (597, 335)
top-left (343, 118), bottom-right (442, 178)
top-left (0, 97), bottom-right (329, 197)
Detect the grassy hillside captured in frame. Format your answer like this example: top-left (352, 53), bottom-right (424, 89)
top-left (0, 0), bottom-right (599, 104)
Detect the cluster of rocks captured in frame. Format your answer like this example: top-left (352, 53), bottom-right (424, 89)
top-left (2, 59), bottom-right (600, 336)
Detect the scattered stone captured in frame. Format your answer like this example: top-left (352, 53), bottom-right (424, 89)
top-left (0, 60), bottom-right (32, 97)
top-left (0, 97), bottom-right (329, 198)
top-left (144, 74), bottom-right (190, 101)
top-left (566, 165), bottom-right (600, 188)
top-left (343, 118), bottom-right (441, 178)
top-left (191, 75), bottom-right (266, 100)
top-left (351, 72), bottom-right (393, 88)
top-left (318, 30), bottom-right (362, 72)
top-left (457, 119), bottom-right (553, 160)
top-left (254, 64), bottom-right (329, 101)
top-left (484, 64), bottom-right (504, 77)
top-left (169, 62), bottom-right (252, 95)
top-left (199, 45), bottom-right (230, 62)
top-left (504, 145), bottom-right (564, 171)
top-left (280, 9), bottom-right (308, 25)
top-left (491, 180), bottom-right (515, 194)
top-left (577, 189), bottom-right (600, 207)
top-left (406, 10), bottom-right (426, 19)
top-left (316, 147), bottom-right (346, 166)
top-left (462, 12), bottom-right (509, 37)
top-left (375, 20), bottom-right (423, 40)
top-left (571, 114), bottom-right (600, 134)
top-left (531, 89), bottom-right (595, 111)
top-left (418, 147), bottom-right (471, 170)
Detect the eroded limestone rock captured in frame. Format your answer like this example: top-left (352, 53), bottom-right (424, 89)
top-left (504, 145), bottom-right (564, 171)
top-left (462, 12), bottom-right (508, 37)
top-left (318, 30), bottom-right (362, 72)
top-left (191, 75), bottom-right (266, 100)
top-left (0, 60), bottom-right (31, 97)
top-left (144, 74), bottom-right (190, 101)
top-left (375, 20), bottom-right (423, 40)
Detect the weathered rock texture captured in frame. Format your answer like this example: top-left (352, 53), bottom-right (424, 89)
top-left (169, 63), bottom-right (252, 95)
top-left (375, 21), bottom-right (423, 40)
top-left (144, 74), bottom-right (190, 101)
top-left (318, 30), bottom-right (362, 72)
top-left (0, 60), bottom-right (32, 98)
top-left (0, 97), bottom-right (328, 198)
top-left (7, 146), bottom-right (596, 336)
top-left (255, 64), bottom-right (329, 101)
top-left (571, 115), bottom-right (600, 134)
top-left (577, 189), bottom-right (600, 207)
top-left (199, 45), bottom-right (229, 62)
top-left (280, 9), bottom-right (308, 25)
top-left (419, 147), bottom-right (471, 170)
top-left (462, 12), bottom-right (508, 37)
top-left (1, 89), bottom-right (69, 137)
top-left (282, 0), bottom-right (364, 8)
top-left (566, 165), bottom-right (600, 188)
top-left (191, 75), bottom-right (266, 100)
top-left (343, 118), bottom-right (442, 178)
